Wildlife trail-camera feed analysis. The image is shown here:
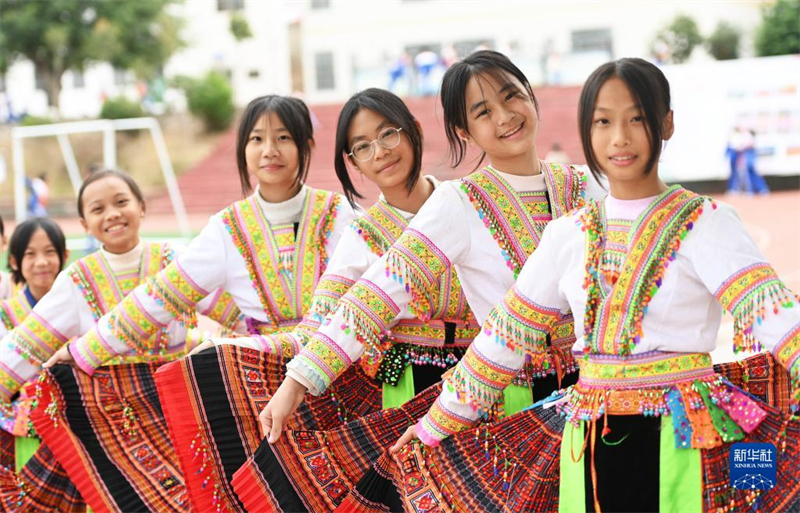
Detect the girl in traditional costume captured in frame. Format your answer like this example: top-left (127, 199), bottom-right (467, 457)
top-left (0, 218), bottom-right (67, 474)
top-left (253, 50), bottom-right (605, 512)
top-left (388, 57), bottom-right (800, 513)
top-left (44, 96), bottom-right (360, 512)
top-left (0, 170), bottom-right (241, 513)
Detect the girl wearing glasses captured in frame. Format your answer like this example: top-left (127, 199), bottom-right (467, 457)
top-left (40, 96), bottom-right (358, 512)
top-left (251, 50), bottom-right (605, 511)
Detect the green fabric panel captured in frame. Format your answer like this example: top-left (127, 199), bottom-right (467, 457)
top-left (382, 365), bottom-right (415, 409)
top-left (502, 384), bottom-right (533, 417)
top-left (558, 420), bottom-right (586, 513)
top-left (697, 384), bottom-right (744, 443)
top-left (659, 415), bottom-right (703, 513)
top-left (15, 436), bottom-right (40, 472)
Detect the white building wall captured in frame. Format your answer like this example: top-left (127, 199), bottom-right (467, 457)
top-left (0, 0), bottom-right (770, 118)
top-left (297, 0), bottom-right (766, 103)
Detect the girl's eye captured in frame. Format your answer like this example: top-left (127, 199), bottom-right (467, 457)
top-left (476, 109), bottom-right (489, 118)
top-left (278, 135), bottom-right (292, 141)
top-left (594, 118), bottom-right (609, 126)
top-left (92, 208), bottom-right (102, 214)
top-left (505, 91), bottom-right (519, 101)
top-left (250, 135), bottom-right (261, 142)
top-left (632, 115), bottom-right (644, 123)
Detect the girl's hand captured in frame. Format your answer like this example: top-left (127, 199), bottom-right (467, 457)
top-left (390, 424), bottom-right (419, 453)
top-left (43, 345), bottom-right (75, 369)
top-left (188, 340), bottom-right (215, 356)
top-left (259, 377), bottom-right (307, 443)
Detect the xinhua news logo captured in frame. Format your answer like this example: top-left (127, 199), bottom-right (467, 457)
top-left (730, 443), bottom-right (777, 491)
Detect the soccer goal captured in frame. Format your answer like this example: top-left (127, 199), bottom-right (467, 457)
top-left (11, 117), bottom-right (191, 238)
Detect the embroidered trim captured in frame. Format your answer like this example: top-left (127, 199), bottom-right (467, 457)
top-left (0, 293), bottom-right (32, 331)
top-left (557, 352), bottom-right (767, 450)
top-left (307, 274), bottom-right (355, 322)
top-left (221, 189), bottom-right (338, 330)
top-left (352, 200), bottom-right (407, 256)
top-left (774, 323), bottom-right (800, 406)
top-left (145, 262), bottom-right (203, 327)
top-left (482, 285), bottom-right (560, 357)
top-left (444, 345), bottom-right (520, 413)
top-left (384, 229), bottom-right (450, 321)
top-left (290, 333), bottom-right (353, 392)
top-left (580, 187), bottom-right (710, 355)
top-left (334, 279), bottom-right (400, 367)
top-left (461, 168), bottom-right (541, 279)
top-left (6, 311), bottom-right (68, 365)
top-left (715, 263), bottom-right (799, 353)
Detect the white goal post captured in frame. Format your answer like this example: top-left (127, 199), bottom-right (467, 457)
top-left (11, 117), bottom-right (191, 238)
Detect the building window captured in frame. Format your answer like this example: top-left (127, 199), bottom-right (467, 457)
top-left (314, 52), bottom-right (335, 90)
top-left (73, 71), bottom-right (85, 88)
top-left (218, 0), bottom-right (244, 11)
top-left (571, 28), bottom-right (613, 55)
top-left (311, 0), bottom-right (329, 9)
top-left (248, 69), bottom-right (260, 79)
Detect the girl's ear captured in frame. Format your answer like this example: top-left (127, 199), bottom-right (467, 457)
top-left (308, 138), bottom-right (315, 150)
top-left (414, 119), bottom-right (424, 139)
top-left (8, 255), bottom-right (17, 272)
top-left (662, 110), bottom-right (675, 141)
top-left (79, 217), bottom-right (88, 232)
top-left (455, 126), bottom-right (473, 146)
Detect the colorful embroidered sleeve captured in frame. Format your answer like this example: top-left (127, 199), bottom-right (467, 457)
top-left (690, 202), bottom-right (800, 405)
top-left (197, 288), bottom-right (244, 334)
top-left (71, 218), bottom-right (230, 375)
top-left (0, 271), bottom-right (82, 405)
top-left (417, 222), bottom-right (569, 445)
top-left (287, 183), bottom-right (473, 395)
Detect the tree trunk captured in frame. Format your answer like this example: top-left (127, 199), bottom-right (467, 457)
top-left (35, 61), bottom-right (63, 115)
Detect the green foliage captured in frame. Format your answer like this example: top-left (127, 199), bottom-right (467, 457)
top-left (230, 12), bottom-right (253, 42)
top-left (654, 14), bottom-right (704, 64)
top-left (100, 96), bottom-right (145, 119)
top-left (0, 0), bottom-right (184, 109)
top-left (181, 72), bottom-right (235, 132)
top-left (755, 0), bottom-right (800, 57)
top-left (20, 115), bottom-right (53, 126)
top-left (707, 21), bottom-right (741, 60)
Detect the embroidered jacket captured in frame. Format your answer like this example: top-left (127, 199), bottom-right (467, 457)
top-left (69, 188), bottom-right (355, 375)
top-left (288, 162), bottom-right (604, 394)
top-left (241, 180), bottom-right (479, 382)
top-left (417, 186), bottom-right (800, 444)
top-left (0, 241), bottom-right (241, 410)
top-left (0, 289), bottom-right (34, 337)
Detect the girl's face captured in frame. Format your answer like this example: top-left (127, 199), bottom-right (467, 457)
top-left (245, 112), bottom-right (302, 197)
top-left (79, 176), bottom-right (145, 254)
top-left (347, 108), bottom-right (415, 192)
top-left (590, 76), bottom-right (672, 184)
top-left (12, 228), bottom-right (61, 295)
top-left (460, 72), bottom-right (538, 161)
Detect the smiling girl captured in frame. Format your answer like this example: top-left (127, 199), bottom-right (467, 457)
top-left (390, 57), bottom-right (800, 513)
top-left (0, 170), bottom-right (241, 512)
top-left (0, 218), bottom-right (67, 471)
top-left (42, 96), bottom-right (358, 512)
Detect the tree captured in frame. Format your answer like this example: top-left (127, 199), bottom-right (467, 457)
top-left (230, 12), bottom-right (253, 42)
top-left (755, 0), bottom-right (800, 57)
top-left (0, 0), bottom-right (183, 113)
top-left (707, 21), bottom-right (741, 60)
top-left (653, 14), bottom-right (704, 64)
